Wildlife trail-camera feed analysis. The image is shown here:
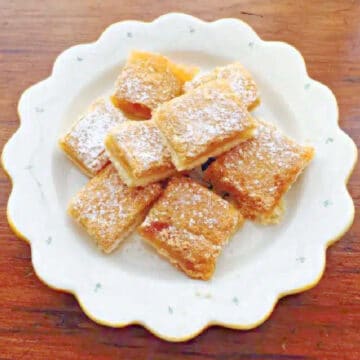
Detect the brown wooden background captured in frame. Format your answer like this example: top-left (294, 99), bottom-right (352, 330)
top-left (0, 1), bottom-right (359, 359)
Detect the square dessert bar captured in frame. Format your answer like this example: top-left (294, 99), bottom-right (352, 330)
top-left (59, 97), bottom-right (126, 177)
top-left (112, 51), bottom-right (198, 119)
top-left (68, 165), bottom-right (162, 253)
top-left (154, 80), bottom-right (257, 171)
top-left (204, 120), bottom-right (315, 224)
top-left (184, 62), bottom-right (260, 110)
top-left (138, 177), bottom-right (243, 280)
top-left (105, 120), bottom-right (176, 187)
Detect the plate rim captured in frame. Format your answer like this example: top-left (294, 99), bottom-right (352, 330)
top-left (1, 12), bottom-right (358, 342)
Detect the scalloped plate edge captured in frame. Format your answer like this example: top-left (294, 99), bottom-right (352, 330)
top-left (1, 13), bottom-right (358, 341)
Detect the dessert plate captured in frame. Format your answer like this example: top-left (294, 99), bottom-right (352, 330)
top-left (2, 13), bottom-right (357, 341)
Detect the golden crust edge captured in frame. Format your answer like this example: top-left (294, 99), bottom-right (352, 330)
top-left (156, 125), bottom-right (256, 171)
top-left (105, 147), bottom-right (176, 187)
top-left (58, 138), bottom-right (99, 178)
top-left (139, 234), bottom-right (215, 281)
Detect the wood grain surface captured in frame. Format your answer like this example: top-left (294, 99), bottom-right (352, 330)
top-left (0, 1), bottom-right (359, 359)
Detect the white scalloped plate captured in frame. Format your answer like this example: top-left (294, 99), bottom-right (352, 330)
top-left (2, 13), bottom-right (357, 341)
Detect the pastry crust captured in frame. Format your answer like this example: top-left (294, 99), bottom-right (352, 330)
top-left (112, 50), bottom-right (198, 118)
top-left (68, 165), bottom-right (162, 253)
top-left (154, 80), bottom-right (257, 171)
top-left (184, 62), bottom-right (260, 110)
top-left (138, 176), bottom-right (243, 280)
top-left (204, 120), bottom-right (315, 224)
top-left (104, 120), bottom-right (176, 186)
top-left (59, 97), bottom-right (126, 177)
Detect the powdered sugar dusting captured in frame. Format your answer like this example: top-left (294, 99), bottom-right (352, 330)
top-left (184, 62), bottom-right (259, 108)
top-left (113, 52), bottom-right (184, 110)
top-left (65, 98), bottom-right (126, 174)
top-left (69, 165), bottom-right (162, 250)
top-left (112, 121), bottom-right (174, 175)
top-left (142, 177), bottom-right (240, 246)
top-left (205, 120), bottom-right (314, 215)
top-left (147, 224), bottom-right (222, 263)
top-left (139, 177), bottom-right (241, 278)
top-left (156, 81), bottom-right (254, 158)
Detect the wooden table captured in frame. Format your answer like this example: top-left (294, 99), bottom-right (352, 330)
top-left (0, 1), bottom-right (359, 359)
